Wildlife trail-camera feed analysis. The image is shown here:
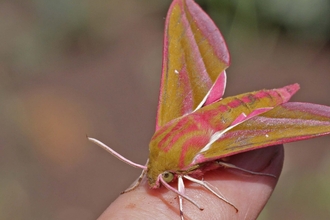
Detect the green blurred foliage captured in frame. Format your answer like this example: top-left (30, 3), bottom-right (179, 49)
top-left (199, 0), bottom-right (330, 42)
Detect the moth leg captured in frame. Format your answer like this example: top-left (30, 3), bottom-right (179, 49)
top-left (178, 175), bottom-right (185, 220)
top-left (183, 175), bottom-right (238, 212)
top-left (122, 168), bottom-right (147, 193)
top-left (217, 161), bottom-right (276, 178)
top-left (122, 159), bottom-right (149, 193)
top-left (159, 175), bottom-right (203, 211)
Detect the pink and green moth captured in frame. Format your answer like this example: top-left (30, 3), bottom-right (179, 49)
top-left (89, 0), bottom-right (330, 219)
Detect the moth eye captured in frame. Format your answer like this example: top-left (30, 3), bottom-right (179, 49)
top-left (162, 171), bottom-right (174, 183)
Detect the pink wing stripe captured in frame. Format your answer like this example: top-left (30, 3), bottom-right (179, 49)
top-left (204, 71), bottom-right (227, 106)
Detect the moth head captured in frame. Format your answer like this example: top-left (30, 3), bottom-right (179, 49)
top-left (147, 158), bottom-right (177, 188)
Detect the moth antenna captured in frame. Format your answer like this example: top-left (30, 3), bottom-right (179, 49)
top-left (87, 136), bottom-right (147, 170)
top-left (217, 161), bottom-right (276, 178)
top-left (158, 175), bottom-right (203, 211)
top-left (183, 175), bottom-right (238, 213)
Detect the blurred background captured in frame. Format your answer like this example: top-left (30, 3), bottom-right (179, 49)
top-left (1, 0), bottom-right (330, 219)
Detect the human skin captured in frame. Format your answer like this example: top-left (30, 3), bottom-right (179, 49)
top-left (98, 145), bottom-right (283, 220)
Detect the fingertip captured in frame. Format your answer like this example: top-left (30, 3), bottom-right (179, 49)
top-left (99, 146), bottom-right (284, 220)
top-left (208, 145), bottom-right (284, 219)
top-left (97, 179), bottom-right (181, 220)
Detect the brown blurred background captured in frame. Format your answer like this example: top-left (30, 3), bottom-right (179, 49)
top-left (1, 0), bottom-right (330, 219)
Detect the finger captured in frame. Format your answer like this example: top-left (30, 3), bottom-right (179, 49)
top-left (98, 145), bottom-right (283, 220)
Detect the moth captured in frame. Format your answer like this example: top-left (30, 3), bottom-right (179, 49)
top-left (89, 0), bottom-right (330, 219)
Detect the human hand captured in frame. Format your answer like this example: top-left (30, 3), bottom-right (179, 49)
top-left (98, 145), bottom-right (283, 220)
